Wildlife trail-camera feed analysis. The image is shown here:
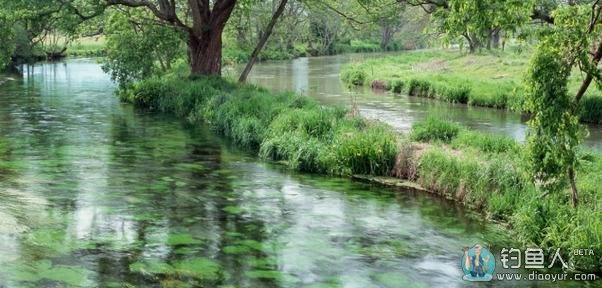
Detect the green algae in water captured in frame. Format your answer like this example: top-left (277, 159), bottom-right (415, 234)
top-left (223, 239), bottom-right (263, 254)
top-left (130, 259), bottom-right (173, 275)
top-left (174, 162), bottom-right (206, 172)
top-left (351, 239), bottom-right (413, 259)
top-left (373, 272), bottom-right (428, 288)
top-left (166, 233), bottom-right (203, 246)
top-left (25, 228), bottom-right (83, 255)
top-left (245, 270), bottom-right (283, 280)
top-left (10, 259), bottom-right (91, 287)
top-left (223, 245), bottom-right (251, 254)
top-left (173, 257), bottom-right (221, 280)
top-left (245, 257), bottom-right (278, 269)
top-left (222, 205), bottom-right (243, 214)
top-left (130, 257), bottom-right (221, 281)
top-left (160, 279), bottom-right (194, 288)
top-left (174, 247), bottom-right (200, 255)
top-left (236, 239), bottom-right (263, 250)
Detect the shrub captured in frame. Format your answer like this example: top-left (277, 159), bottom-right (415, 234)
top-left (411, 117), bottom-right (461, 143)
top-left (407, 79), bottom-right (433, 97)
top-left (390, 79), bottom-right (405, 93)
top-left (438, 84), bottom-right (470, 104)
top-left (334, 124), bottom-right (398, 176)
top-left (341, 65), bottom-right (367, 86)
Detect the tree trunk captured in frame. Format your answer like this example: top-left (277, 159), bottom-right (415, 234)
top-left (239, 0), bottom-right (288, 83)
top-left (491, 30), bottom-right (501, 49)
top-left (568, 167), bottom-right (578, 208)
top-left (380, 26), bottom-right (393, 51)
top-left (467, 37), bottom-right (476, 53)
top-left (189, 31), bottom-right (224, 76)
top-left (464, 34), bottom-right (480, 53)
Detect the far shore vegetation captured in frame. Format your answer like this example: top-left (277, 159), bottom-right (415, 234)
top-left (341, 49), bottom-right (602, 124)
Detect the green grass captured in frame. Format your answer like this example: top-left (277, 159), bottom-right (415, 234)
top-left (39, 36), bottom-right (105, 57)
top-left (122, 72), bottom-right (602, 273)
top-left (121, 74), bottom-right (398, 176)
top-left (410, 116), bottom-right (461, 143)
top-left (50, 36), bottom-right (107, 57)
top-left (405, 118), bottom-right (602, 272)
top-left (341, 49), bottom-right (602, 123)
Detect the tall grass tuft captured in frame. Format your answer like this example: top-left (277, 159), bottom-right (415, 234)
top-left (341, 64), bottom-right (368, 86)
top-left (411, 117), bottom-right (461, 143)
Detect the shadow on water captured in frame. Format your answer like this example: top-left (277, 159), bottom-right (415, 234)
top-left (0, 59), bottom-right (598, 287)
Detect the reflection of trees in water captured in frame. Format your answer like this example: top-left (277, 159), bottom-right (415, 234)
top-left (92, 113), bottom-right (284, 286)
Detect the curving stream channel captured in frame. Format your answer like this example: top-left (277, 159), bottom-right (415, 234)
top-left (0, 58), bottom-right (598, 287)
top-left (227, 53), bottom-right (602, 152)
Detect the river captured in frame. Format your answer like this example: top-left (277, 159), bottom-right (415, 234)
top-left (226, 53), bottom-right (602, 152)
top-left (0, 58), bottom-right (597, 287)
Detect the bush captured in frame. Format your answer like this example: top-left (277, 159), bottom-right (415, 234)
top-left (341, 65), bottom-right (367, 86)
top-left (390, 79), bottom-right (404, 93)
top-left (411, 117), bottom-right (461, 143)
top-left (334, 124), bottom-right (399, 175)
top-left (438, 84), bottom-right (470, 104)
top-left (407, 79), bottom-right (433, 97)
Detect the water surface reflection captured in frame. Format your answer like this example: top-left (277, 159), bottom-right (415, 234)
top-left (0, 59), bottom-right (596, 287)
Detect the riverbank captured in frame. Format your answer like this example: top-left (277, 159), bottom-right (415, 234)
top-left (121, 73), bottom-right (601, 274)
top-left (340, 49), bottom-right (602, 124)
top-left (223, 39), bottom-right (389, 65)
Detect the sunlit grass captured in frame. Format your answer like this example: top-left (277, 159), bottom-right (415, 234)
top-left (341, 49), bottom-right (602, 123)
top-left (67, 36), bottom-right (105, 57)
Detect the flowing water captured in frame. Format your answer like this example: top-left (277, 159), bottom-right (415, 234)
top-left (228, 53), bottom-right (602, 152)
top-left (0, 59), bottom-right (598, 287)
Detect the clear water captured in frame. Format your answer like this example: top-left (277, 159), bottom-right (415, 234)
top-left (0, 59), bottom-right (597, 287)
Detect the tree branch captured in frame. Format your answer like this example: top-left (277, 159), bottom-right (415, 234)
top-left (574, 39), bottom-right (602, 106)
top-left (106, 0), bottom-right (191, 32)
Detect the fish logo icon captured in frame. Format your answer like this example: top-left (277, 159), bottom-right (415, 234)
top-left (462, 244), bottom-right (495, 281)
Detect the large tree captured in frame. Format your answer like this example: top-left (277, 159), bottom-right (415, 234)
top-left (104, 0), bottom-right (238, 76)
top-left (0, 0), bottom-right (105, 64)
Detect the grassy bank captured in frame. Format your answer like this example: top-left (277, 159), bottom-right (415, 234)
top-left (66, 37), bottom-right (106, 57)
top-left (341, 49), bottom-right (602, 124)
top-left (120, 74), bottom-right (601, 274)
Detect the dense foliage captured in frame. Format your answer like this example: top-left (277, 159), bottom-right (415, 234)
top-left (102, 12), bottom-right (185, 87)
top-left (524, 3), bottom-right (602, 204)
top-left (431, 0), bottom-right (534, 51)
top-left (0, 13), bottom-right (15, 70)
